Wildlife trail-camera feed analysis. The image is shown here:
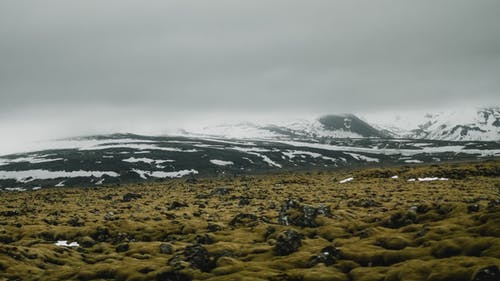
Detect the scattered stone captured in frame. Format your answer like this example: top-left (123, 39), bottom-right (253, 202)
top-left (67, 216), bottom-right (85, 227)
top-left (169, 201), bottom-right (188, 210)
top-left (115, 243), bottom-right (129, 253)
top-left (0, 210), bottom-right (20, 217)
top-left (160, 243), bottom-right (174, 254)
top-left (194, 234), bottom-right (214, 245)
top-left (473, 265), bottom-right (499, 281)
top-left (238, 197), bottom-right (250, 206)
top-left (468, 204), bottom-right (481, 213)
top-left (122, 192), bottom-right (142, 202)
top-left (91, 227), bottom-right (111, 242)
top-left (274, 230), bottom-right (303, 256)
top-left (308, 246), bottom-right (341, 266)
top-left (207, 224), bottom-right (222, 232)
top-left (416, 204), bottom-right (430, 213)
top-left (183, 244), bottom-right (214, 272)
top-left (264, 226), bottom-right (276, 239)
top-left (278, 199), bottom-right (330, 227)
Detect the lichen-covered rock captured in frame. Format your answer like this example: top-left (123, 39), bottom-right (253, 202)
top-left (274, 229), bottom-right (303, 256)
top-left (472, 265), bottom-right (499, 281)
top-left (160, 243), bottom-right (174, 254)
top-left (278, 199), bottom-right (331, 227)
top-left (308, 246), bottom-right (341, 266)
top-left (183, 244), bottom-right (214, 272)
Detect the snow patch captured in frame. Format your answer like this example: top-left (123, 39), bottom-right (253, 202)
top-left (55, 241), bottom-right (80, 247)
top-left (210, 159), bottom-right (234, 166)
top-left (344, 152), bottom-right (379, 163)
top-left (0, 170), bottom-right (119, 183)
top-left (132, 169), bottom-right (198, 179)
top-left (339, 177), bottom-right (354, 183)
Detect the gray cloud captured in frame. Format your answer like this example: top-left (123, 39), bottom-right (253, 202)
top-left (0, 1), bottom-right (499, 130)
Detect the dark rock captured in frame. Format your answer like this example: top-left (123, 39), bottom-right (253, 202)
top-left (229, 213), bottom-right (259, 227)
top-left (115, 243), bottom-right (129, 253)
top-left (194, 234), bottom-right (214, 245)
top-left (308, 246), bottom-right (341, 267)
top-left (0, 210), bottom-right (19, 217)
top-left (468, 204), bottom-right (481, 213)
top-left (473, 265), bottom-right (499, 281)
top-left (160, 243), bottom-right (174, 254)
top-left (274, 230), bottom-right (303, 256)
top-left (436, 204), bottom-right (453, 215)
top-left (169, 201), bottom-right (188, 210)
top-left (487, 199), bottom-right (500, 209)
top-left (238, 197), bottom-right (251, 206)
top-left (67, 216), bottom-right (85, 227)
top-left (207, 224), bottom-right (222, 232)
top-left (279, 199), bottom-right (330, 227)
top-left (416, 204), bottom-right (430, 213)
top-left (183, 244), bottom-right (214, 272)
top-left (264, 226), bottom-right (276, 239)
top-left (168, 254), bottom-right (185, 271)
top-left (91, 227), bottom-right (111, 242)
top-left (122, 193), bottom-right (142, 202)
top-left (0, 235), bottom-right (14, 244)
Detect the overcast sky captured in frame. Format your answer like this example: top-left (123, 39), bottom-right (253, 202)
top-left (1, 1), bottom-right (499, 154)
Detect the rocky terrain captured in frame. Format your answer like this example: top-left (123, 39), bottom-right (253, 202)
top-left (0, 160), bottom-right (499, 281)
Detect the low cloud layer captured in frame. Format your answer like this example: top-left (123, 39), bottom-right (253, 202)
top-left (0, 1), bottom-right (499, 154)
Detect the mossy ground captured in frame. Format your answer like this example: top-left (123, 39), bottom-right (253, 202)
top-left (0, 161), bottom-right (499, 281)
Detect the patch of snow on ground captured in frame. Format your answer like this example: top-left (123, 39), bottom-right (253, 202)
top-left (55, 241), bottom-right (80, 247)
top-left (0, 170), bottom-right (119, 183)
top-left (210, 159), bottom-right (234, 166)
top-left (339, 177), bottom-right (354, 183)
top-left (391, 175), bottom-right (399, 179)
top-left (418, 177), bottom-right (449, 181)
top-left (344, 152), bottom-right (379, 162)
top-left (404, 159), bottom-right (423, 164)
top-left (3, 187), bottom-right (27, 192)
top-left (80, 143), bottom-right (198, 152)
top-left (282, 150), bottom-right (337, 162)
top-left (132, 169), bottom-right (198, 179)
top-left (122, 157), bottom-right (174, 164)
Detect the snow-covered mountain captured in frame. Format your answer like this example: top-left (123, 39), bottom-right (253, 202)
top-left (180, 107), bottom-right (500, 142)
top-left (403, 107), bottom-right (500, 141)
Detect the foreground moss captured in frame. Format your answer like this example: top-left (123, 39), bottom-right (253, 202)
top-left (0, 161), bottom-right (499, 281)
